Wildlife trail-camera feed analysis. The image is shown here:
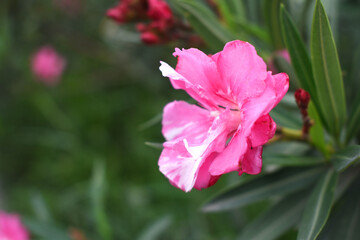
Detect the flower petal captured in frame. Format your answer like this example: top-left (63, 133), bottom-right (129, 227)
top-left (240, 145), bottom-right (263, 175)
top-left (209, 72), bottom-right (288, 176)
top-left (159, 104), bottom-right (233, 191)
top-left (159, 61), bottom-right (216, 110)
top-left (160, 47), bottom-right (238, 109)
top-left (215, 40), bottom-right (268, 105)
top-left (194, 152), bottom-right (221, 190)
top-left (249, 114), bottom-right (276, 148)
top-left (162, 101), bottom-right (213, 142)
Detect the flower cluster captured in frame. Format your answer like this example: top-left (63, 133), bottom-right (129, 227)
top-left (107, 0), bottom-right (202, 45)
top-left (0, 211), bottom-right (29, 240)
top-left (159, 40), bottom-right (289, 192)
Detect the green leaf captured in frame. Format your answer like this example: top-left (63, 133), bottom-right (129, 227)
top-left (263, 155), bottom-right (324, 167)
top-left (318, 176), bottom-right (360, 240)
top-left (145, 142), bottom-right (163, 149)
top-left (334, 167), bottom-right (360, 201)
top-left (217, 0), bottom-right (246, 35)
top-left (270, 105), bottom-right (302, 129)
top-left (345, 47), bottom-right (360, 143)
top-left (172, 0), bottom-right (235, 51)
top-left (297, 169), bottom-right (338, 240)
top-left (91, 161), bottom-right (113, 240)
top-left (138, 113), bottom-right (162, 131)
top-left (280, 5), bottom-right (318, 109)
top-left (346, 93), bottom-right (360, 144)
top-left (310, 0), bottom-right (347, 139)
top-left (264, 0), bottom-right (284, 49)
top-left (236, 20), bottom-right (271, 45)
top-left (138, 215), bottom-right (172, 240)
top-left (202, 167), bottom-right (323, 212)
top-left (331, 145), bottom-right (360, 172)
top-left (238, 191), bottom-right (309, 240)
top-left (308, 102), bottom-right (327, 155)
top-left (23, 218), bottom-right (72, 240)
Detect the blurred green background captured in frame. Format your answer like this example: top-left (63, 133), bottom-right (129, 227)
top-left (0, 1), bottom-right (246, 239)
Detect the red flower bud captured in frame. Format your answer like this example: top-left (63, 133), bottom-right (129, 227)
top-left (295, 88), bottom-right (310, 110)
top-left (140, 31), bottom-right (161, 44)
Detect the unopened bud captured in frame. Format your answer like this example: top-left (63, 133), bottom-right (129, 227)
top-left (140, 31), bottom-right (160, 44)
top-left (295, 88), bottom-right (310, 109)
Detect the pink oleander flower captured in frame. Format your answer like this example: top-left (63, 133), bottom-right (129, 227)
top-left (31, 46), bottom-right (66, 86)
top-left (0, 211), bottom-right (29, 240)
top-left (159, 40), bottom-right (289, 192)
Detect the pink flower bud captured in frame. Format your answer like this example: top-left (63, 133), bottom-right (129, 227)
top-left (140, 31), bottom-right (161, 44)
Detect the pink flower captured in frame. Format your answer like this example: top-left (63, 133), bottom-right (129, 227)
top-left (31, 46), bottom-right (66, 86)
top-left (0, 211), bottom-right (29, 240)
top-left (159, 40), bottom-right (289, 192)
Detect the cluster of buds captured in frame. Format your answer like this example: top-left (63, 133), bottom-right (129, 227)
top-left (106, 0), bottom-right (203, 45)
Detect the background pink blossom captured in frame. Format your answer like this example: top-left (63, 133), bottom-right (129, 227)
top-left (31, 46), bottom-right (66, 86)
top-left (0, 211), bottom-right (29, 240)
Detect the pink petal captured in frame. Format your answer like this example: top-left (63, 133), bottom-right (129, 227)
top-left (208, 129), bottom-right (247, 175)
top-left (159, 104), bottom-right (233, 191)
top-left (209, 72), bottom-right (288, 176)
top-left (159, 61), bottom-right (216, 110)
top-left (249, 114), bottom-right (276, 148)
top-left (215, 40), bottom-right (268, 105)
top-left (160, 48), bottom-right (238, 110)
top-left (194, 152), bottom-right (221, 190)
top-left (240, 145), bottom-right (263, 175)
top-left (162, 101), bottom-right (213, 142)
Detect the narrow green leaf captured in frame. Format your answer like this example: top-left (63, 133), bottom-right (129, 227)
top-left (238, 191), bottom-right (309, 240)
top-left (334, 167), bottom-right (360, 201)
top-left (30, 193), bottom-right (53, 223)
top-left (138, 113), bottom-right (162, 131)
top-left (23, 218), bottom-right (72, 240)
top-left (345, 47), bottom-right (360, 143)
top-left (173, 0), bottom-right (235, 51)
top-left (138, 215), bottom-right (172, 240)
top-left (297, 169), bottom-right (338, 240)
top-left (263, 155), bottom-right (324, 167)
top-left (310, 0), bottom-right (347, 139)
top-left (264, 0), bottom-right (284, 49)
top-left (331, 145), bottom-right (360, 172)
top-left (270, 105), bottom-right (302, 129)
top-left (236, 20), bottom-right (271, 44)
top-left (91, 161), bottom-right (112, 240)
top-left (308, 102), bottom-right (327, 155)
top-left (346, 93), bottom-right (360, 144)
top-left (217, 0), bottom-right (242, 33)
top-left (145, 142), bottom-right (163, 149)
top-left (202, 167), bottom-right (323, 212)
top-left (280, 5), bottom-right (319, 109)
top-left (318, 176), bottom-right (360, 240)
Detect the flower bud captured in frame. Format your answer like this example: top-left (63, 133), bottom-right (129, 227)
top-left (295, 88), bottom-right (310, 110)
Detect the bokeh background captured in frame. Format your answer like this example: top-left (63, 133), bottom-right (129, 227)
top-left (0, 1), bottom-right (245, 239)
top-left (0, 0), bottom-right (360, 239)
